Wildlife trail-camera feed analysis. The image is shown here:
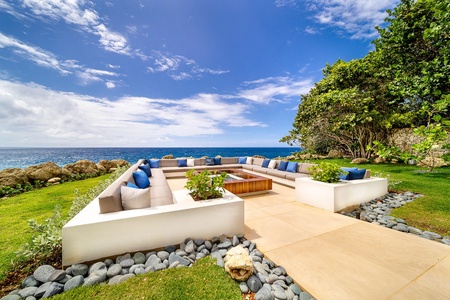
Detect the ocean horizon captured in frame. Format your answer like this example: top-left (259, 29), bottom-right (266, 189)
top-left (0, 147), bottom-right (300, 170)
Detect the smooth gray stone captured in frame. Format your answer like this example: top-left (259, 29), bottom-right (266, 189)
top-left (169, 261), bottom-right (180, 268)
top-left (290, 283), bottom-right (302, 295)
top-left (168, 253), bottom-right (190, 266)
top-left (129, 264), bottom-right (145, 274)
top-left (33, 265), bottom-right (55, 283)
top-left (33, 282), bottom-right (52, 298)
top-left (108, 275), bottom-right (122, 286)
top-left (423, 231), bottom-right (442, 240)
top-left (104, 259), bottom-right (114, 267)
top-left (41, 282), bottom-right (64, 298)
top-left (153, 263), bottom-right (167, 271)
top-left (197, 245), bottom-right (206, 252)
top-left (299, 292), bottom-right (313, 300)
top-left (175, 250), bottom-right (187, 257)
top-left (247, 275), bottom-right (263, 292)
top-left (254, 262), bottom-right (269, 276)
top-left (251, 255), bottom-right (262, 263)
top-left (185, 240), bottom-right (196, 253)
top-left (133, 252), bottom-right (146, 265)
top-left (164, 245), bottom-right (177, 253)
top-left (119, 258), bottom-right (135, 268)
top-left (1, 295), bottom-right (21, 300)
top-left (204, 240), bottom-right (213, 250)
top-left (83, 270), bottom-right (107, 286)
top-left (217, 240), bottom-right (232, 249)
top-left (145, 251), bottom-right (156, 260)
top-left (408, 227), bottom-right (423, 235)
top-left (256, 273), bottom-right (267, 284)
top-left (117, 274), bottom-right (135, 284)
top-left (249, 243), bottom-right (256, 252)
top-left (193, 239), bottom-right (205, 246)
top-left (255, 284), bottom-right (272, 300)
top-left (22, 275), bottom-right (39, 288)
top-left (252, 249), bottom-right (264, 258)
top-left (25, 296), bottom-right (36, 300)
top-left (107, 264), bottom-right (122, 277)
top-left (18, 287), bottom-right (38, 298)
top-left (64, 275), bottom-right (84, 292)
top-left (71, 264), bottom-right (88, 276)
top-left (242, 240), bottom-right (251, 248)
top-left (286, 287), bottom-right (296, 300)
top-left (134, 267), bottom-right (145, 275)
top-left (239, 282), bottom-right (249, 293)
top-left (273, 284), bottom-right (287, 299)
top-left (196, 252), bottom-right (206, 260)
top-left (273, 279), bottom-right (288, 289)
top-left (49, 269), bottom-right (66, 282)
top-left (145, 254), bottom-right (162, 269)
top-left (232, 235), bottom-right (240, 246)
top-left (57, 274), bottom-right (71, 284)
top-left (266, 274), bottom-right (278, 284)
top-left (157, 251), bottom-right (170, 260)
top-left (210, 252), bottom-right (224, 267)
top-left (116, 253), bottom-right (131, 264)
top-left (284, 275), bottom-right (294, 285)
top-left (88, 262), bottom-right (106, 275)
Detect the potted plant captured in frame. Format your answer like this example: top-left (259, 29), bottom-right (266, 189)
top-left (184, 169), bottom-right (227, 200)
top-left (309, 162), bottom-right (347, 183)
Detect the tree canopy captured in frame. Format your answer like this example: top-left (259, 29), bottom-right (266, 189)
top-left (282, 0), bottom-right (450, 158)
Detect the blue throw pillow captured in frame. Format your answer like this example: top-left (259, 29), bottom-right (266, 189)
top-left (132, 170), bottom-right (150, 188)
top-left (178, 159), bottom-right (187, 167)
top-left (149, 159), bottom-right (160, 168)
top-left (286, 162), bottom-right (298, 173)
top-left (205, 158), bottom-right (214, 166)
top-left (213, 157), bottom-right (221, 165)
top-left (238, 157), bottom-right (247, 164)
top-left (138, 163), bottom-right (152, 177)
top-left (277, 161), bottom-right (288, 171)
top-left (261, 159), bottom-right (270, 168)
top-left (348, 168), bottom-right (366, 180)
top-left (339, 167), bottom-right (357, 180)
top-left (126, 182), bottom-right (139, 189)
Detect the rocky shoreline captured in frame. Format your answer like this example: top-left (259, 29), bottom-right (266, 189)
top-left (340, 192), bottom-right (450, 245)
top-left (0, 159), bottom-right (130, 190)
top-left (1, 235), bottom-right (313, 300)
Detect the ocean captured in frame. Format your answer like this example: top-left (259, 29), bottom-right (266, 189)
top-left (0, 147), bottom-right (300, 170)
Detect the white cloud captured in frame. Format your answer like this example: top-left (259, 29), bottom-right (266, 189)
top-left (238, 76), bottom-right (313, 104)
top-left (20, 0), bottom-right (133, 55)
top-left (308, 0), bottom-right (398, 39)
top-left (305, 26), bottom-right (319, 35)
top-left (147, 52), bottom-right (229, 80)
top-left (0, 79), bottom-right (265, 147)
top-left (0, 33), bottom-right (71, 74)
top-left (0, 33), bottom-right (121, 86)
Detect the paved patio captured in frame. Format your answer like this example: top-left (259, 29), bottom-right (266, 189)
top-left (168, 179), bottom-right (450, 300)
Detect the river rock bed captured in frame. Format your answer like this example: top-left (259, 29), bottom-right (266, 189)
top-left (1, 235), bottom-right (314, 300)
top-left (340, 192), bottom-right (450, 245)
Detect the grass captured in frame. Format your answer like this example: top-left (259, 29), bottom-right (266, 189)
top-left (301, 159), bottom-right (450, 236)
top-left (52, 257), bottom-right (242, 300)
top-left (0, 175), bottom-right (109, 282)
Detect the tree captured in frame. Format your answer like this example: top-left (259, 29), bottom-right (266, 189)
top-left (282, 0), bottom-right (450, 158)
top-left (374, 0), bottom-right (450, 122)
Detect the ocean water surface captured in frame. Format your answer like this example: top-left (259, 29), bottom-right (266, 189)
top-left (0, 147), bottom-right (299, 170)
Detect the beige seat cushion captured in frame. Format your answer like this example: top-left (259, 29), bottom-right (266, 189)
top-left (121, 186), bottom-right (151, 210)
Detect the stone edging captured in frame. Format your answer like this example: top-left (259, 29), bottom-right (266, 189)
top-left (1, 235), bottom-right (314, 300)
top-left (340, 192), bottom-right (450, 245)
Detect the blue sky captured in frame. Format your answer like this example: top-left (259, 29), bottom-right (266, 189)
top-left (0, 0), bottom-right (398, 147)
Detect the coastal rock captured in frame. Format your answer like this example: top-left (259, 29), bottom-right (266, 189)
top-left (97, 159), bottom-right (129, 173)
top-left (24, 162), bottom-right (67, 183)
top-left (63, 160), bottom-right (99, 176)
top-left (0, 168), bottom-right (27, 188)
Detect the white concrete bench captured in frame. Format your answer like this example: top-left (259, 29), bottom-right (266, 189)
top-left (295, 177), bottom-right (388, 212)
top-left (62, 190), bottom-right (244, 266)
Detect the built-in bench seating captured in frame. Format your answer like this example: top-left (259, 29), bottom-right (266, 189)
top-left (62, 156), bottom-right (373, 265)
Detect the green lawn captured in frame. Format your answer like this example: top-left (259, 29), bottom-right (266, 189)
top-left (301, 159), bottom-right (450, 236)
top-left (52, 257), bottom-right (241, 300)
top-left (0, 175), bottom-right (109, 281)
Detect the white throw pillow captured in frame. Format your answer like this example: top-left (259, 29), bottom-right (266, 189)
top-left (187, 158), bottom-right (195, 167)
top-left (121, 186), bottom-right (151, 210)
top-left (268, 160), bottom-right (277, 169)
top-left (246, 157), bottom-right (253, 165)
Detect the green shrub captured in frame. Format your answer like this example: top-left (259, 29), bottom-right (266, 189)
top-left (185, 169), bottom-right (227, 200)
top-left (309, 162), bottom-right (346, 183)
